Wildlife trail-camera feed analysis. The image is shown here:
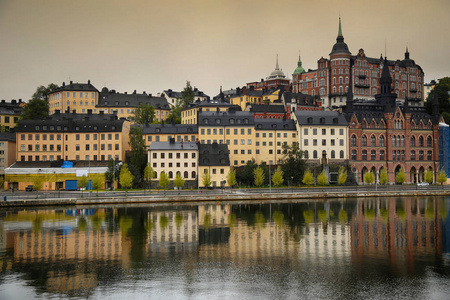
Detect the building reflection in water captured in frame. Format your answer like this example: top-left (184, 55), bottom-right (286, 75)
top-left (0, 197), bottom-right (448, 298)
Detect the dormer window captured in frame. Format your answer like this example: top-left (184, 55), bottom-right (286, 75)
top-left (320, 118), bottom-right (325, 124)
top-left (115, 101), bottom-right (119, 106)
top-left (112, 126), bottom-right (116, 130)
top-left (35, 126), bottom-right (39, 130)
top-left (75, 126), bottom-right (80, 131)
top-left (215, 119), bottom-right (221, 124)
top-left (229, 119), bottom-right (235, 124)
top-left (307, 117), bottom-right (313, 124)
top-left (203, 118), bottom-right (209, 124)
top-left (125, 101), bottom-right (129, 106)
top-left (104, 101), bottom-right (108, 105)
top-left (156, 128), bottom-right (160, 133)
top-left (244, 118), bottom-right (249, 124)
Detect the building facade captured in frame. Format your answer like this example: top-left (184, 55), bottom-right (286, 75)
top-left (48, 81), bottom-right (99, 115)
top-left (198, 143), bottom-right (230, 188)
top-left (0, 99), bottom-right (23, 132)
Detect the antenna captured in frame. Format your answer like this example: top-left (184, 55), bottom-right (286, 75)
top-left (384, 39), bottom-right (387, 58)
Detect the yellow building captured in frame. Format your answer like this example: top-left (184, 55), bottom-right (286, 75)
top-left (0, 99), bottom-right (23, 132)
top-left (16, 111), bottom-right (130, 163)
top-left (181, 98), bottom-right (239, 125)
top-left (0, 133), bottom-right (16, 180)
top-left (97, 88), bottom-right (171, 122)
top-left (198, 143), bottom-right (230, 188)
top-left (48, 80), bottom-right (99, 115)
top-left (141, 123), bottom-right (198, 149)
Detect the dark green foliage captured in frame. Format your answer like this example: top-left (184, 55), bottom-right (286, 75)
top-left (167, 99), bottom-right (182, 124)
top-left (105, 159), bottom-right (121, 184)
top-left (281, 142), bottom-right (306, 185)
top-left (236, 159), bottom-right (258, 186)
top-left (425, 77), bottom-right (450, 123)
top-left (128, 126), bottom-right (147, 187)
top-left (22, 83), bottom-right (58, 120)
top-left (130, 103), bottom-right (155, 125)
top-left (181, 81), bottom-right (195, 108)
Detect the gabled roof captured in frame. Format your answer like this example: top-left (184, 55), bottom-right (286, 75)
top-left (98, 90), bottom-right (170, 110)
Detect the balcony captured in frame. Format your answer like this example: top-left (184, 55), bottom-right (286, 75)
top-left (355, 83), bottom-right (370, 88)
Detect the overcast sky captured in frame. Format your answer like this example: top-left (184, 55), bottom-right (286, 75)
top-left (1, 0), bottom-right (449, 101)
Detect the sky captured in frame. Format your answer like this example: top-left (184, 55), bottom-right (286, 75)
top-left (1, 0), bottom-right (449, 102)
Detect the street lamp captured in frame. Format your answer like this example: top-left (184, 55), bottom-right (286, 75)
top-left (291, 176), bottom-right (294, 193)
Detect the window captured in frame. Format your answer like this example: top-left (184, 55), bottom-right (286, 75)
top-left (351, 135), bottom-right (357, 147)
top-left (313, 129), bottom-right (317, 135)
top-left (362, 135), bottom-right (367, 147)
top-left (304, 139), bottom-right (308, 146)
top-left (419, 136), bottom-right (424, 147)
top-left (362, 150), bottom-right (367, 160)
top-left (304, 128), bottom-right (308, 135)
top-left (411, 136), bottom-right (416, 147)
top-left (331, 150), bottom-right (335, 159)
top-left (380, 135), bottom-right (385, 147)
top-left (330, 129), bottom-right (335, 135)
top-left (313, 139), bottom-right (317, 146)
top-left (380, 150), bottom-right (385, 160)
top-left (322, 129), bottom-right (326, 135)
top-left (411, 150), bottom-right (416, 160)
top-left (340, 150), bottom-right (344, 159)
top-left (371, 135), bottom-right (376, 147)
top-left (419, 150), bottom-right (424, 160)
top-left (76, 145), bottom-right (80, 151)
top-left (427, 151), bottom-right (432, 160)
top-left (371, 150), bottom-right (376, 160)
top-left (427, 136), bottom-right (432, 147)
top-left (313, 150), bottom-right (318, 159)
top-left (322, 139), bottom-right (326, 146)
top-left (331, 140), bottom-right (335, 146)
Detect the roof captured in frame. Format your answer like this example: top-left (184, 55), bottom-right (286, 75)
top-left (294, 110), bottom-right (348, 126)
top-left (50, 81), bottom-right (98, 93)
top-left (98, 89), bottom-right (170, 110)
top-left (254, 118), bottom-right (296, 131)
top-left (5, 160), bottom-right (109, 175)
top-left (17, 112), bottom-right (125, 133)
top-left (139, 124), bottom-right (198, 134)
top-left (149, 141), bottom-right (198, 151)
top-left (198, 111), bottom-right (255, 126)
top-left (198, 143), bottom-right (230, 166)
top-left (249, 104), bottom-right (286, 114)
top-left (163, 88), bottom-right (209, 99)
top-left (0, 100), bottom-right (23, 115)
top-left (0, 132), bottom-right (16, 142)
top-left (183, 98), bottom-right (237, 111)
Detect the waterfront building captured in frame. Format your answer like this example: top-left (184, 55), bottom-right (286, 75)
top-left (16, 110), bottom-right (130, 163)
top-left (345, 57), bottom-right (441, 184)
top-left (160, 87), bottom-right (210, 108)
top-left (148, 139), bottom-right (198, 188)
top-left (0, 132), bottom-right (16, 179)
top-left (141, 123), bottom-right (198, 148)
top-left (292, 18), bottom-right (424, 108)
top-left (48, 80), bottom-right (99, 115)
top-left (0, 99), bottom-right (23, 132)
top-left (246, 55), bottom-right (290, 92)
top-left (292, 110), bottom-right (348, 163)
top-left (97, 87), bottom-right (171, 122)
top-left (198, 143), bottom-right (230, 188)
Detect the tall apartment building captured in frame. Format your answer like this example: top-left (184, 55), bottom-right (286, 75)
top-left (16, 110), bottom-right (130, 162)
top-left (292, 18), bottom-right (424, 108)
top-left (48, 81), bottom-right (99, 115)
top-left (0, 99), bottom-right (23, 132)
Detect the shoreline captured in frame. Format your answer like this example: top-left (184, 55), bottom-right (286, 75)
top-left (1, 189), bottom-right (449, 208)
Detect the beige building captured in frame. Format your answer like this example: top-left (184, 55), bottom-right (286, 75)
top-left (292, 110), bottom-right (349, 163)
top-left (48, 80), bottom-right (99, 115)
top-left (148, 140), bottom-right (199, 187)
top-left (16, 111), bottom-right (130, 163)
top-left (0, 133), bottom-right (16, 179)
top-left (181, 98), bottom-right (238, 125)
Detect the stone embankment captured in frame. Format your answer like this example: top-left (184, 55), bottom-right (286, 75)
top-left (1, 189), bottom-right (449, 208)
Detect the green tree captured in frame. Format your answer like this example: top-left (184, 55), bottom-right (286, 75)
top-left (364, 171), bottom-right (375, 185)
top-left (254, 166), bottom-right (265, 187)
top-left (438, 168), bottom-right (447, 185)
top-left (281, 142), bottom-right (306, 185)
top-left (92, 175), bottom-right (103, 196)
top-left (128, 126), bottom-right (147, 186)
top-left (338, 166), bottom-right (347, 185)
top-left (395, 167), bottom-right (406, 184)
top-left (424, 169), bottom-right (434, 184)
top-left (129, 103), bottom-right (155, 125)
top-left (302, 170), bottom-right (314, 185)
top-left (425, 77), bottom-right (450, 123)
top-left (32, 83), bottom-right (59, 100)
top-left (317, 170), bottom-right (328, 186)
top-left (159, 171), bottom-right (170, 189)
top-left (21, 84), bottom-right (58, 120)
top-left (202, 170), bottom-right (212, 188)
top-left (174, 172), bottom-right (185, 189)
top-left (272, 166), bottom-right (284, 187)
top-left (78, 175), bottom-right (89, 197)
top-left (167, 98), bottom-right (182, 124)
top-left (144, 163), bottom-right (154, 190)
top-left (227, 166), bottom-right (237, 190)
top-left (379, 168), bottom-right (389, 185)
top-left (237, 159), bottom-right (258, 186)
top-left (119, 163), bottom-right (134, 192)
top-left (181, 81), bottom-right (195, 108)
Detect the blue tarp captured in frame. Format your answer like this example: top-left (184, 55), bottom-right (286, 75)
top-left (61, 161), bottom-right (73, 168)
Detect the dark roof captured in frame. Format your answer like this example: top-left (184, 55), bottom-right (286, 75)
top-left (0, 132), bottom-right (16, 142)
top-left (149, 141), bottom-right (198, 151)
top-left (352, 53), bottom-right (423, 72)
top-left (9, 160), bottom-right (109, 168)
top-left (17, 112), bottom-right (125, 133)
top-left (183, 98), bottom-right (238, 111)
top-left (249, 104), bottom-right (286, 114)
top-left (198, 143), bottom-right (230, 166)
top-left (98, 90), bottom-right (170, 110)
top-left (294, 110), bottom-right (348, 126)
top-left (0, 100), bottom-right (23, 115)
top-left (254, 119), bottom-right (296, 131)
top-left (282, 92), bottom-right (319, 106)
top-left (198, 111), bottom-right (255, 126)
top-left (50, 81), bottom-right (98, 93)
top-left (139, 124), bottom-right (198, 134)
top-left (163, 88), bottom-right (209, 99)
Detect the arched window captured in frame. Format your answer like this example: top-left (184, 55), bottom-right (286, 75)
top-left (411, 136), bottom-right (416, 147)
top-left (401, 135), bottom-right (404, 147)
top-left (371, 135), bottom-right (376, 146)
top-left (340, 150), bottom-right (344, 159)
top-left (184, 171), bottom-right (189, 178)
top-left (313, 150), bottom-right (318, 159)
top-left (331, 150), bottom-right (335, 158)
top-left (419, 136), bottom-right (424, 147)
top-left (351, 135), bottom-right (357, 146)
top-left (304, 150), bottom-right (309, 159)
top-left (169, 171), bottom-right (173, 179)
top-left (380, 135), bottom-right (385, 147)
top-left (396, 136), bottom-right (400, 147)
top-left (191, 171), bottom-right (196, 179)
top-left (362, 135), bottom-right (367, 147)
top-left (427, 136), bottom-right (432, 147)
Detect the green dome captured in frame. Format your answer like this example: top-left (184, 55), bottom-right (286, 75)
top-left (293, 56), bottom-right (305, 75)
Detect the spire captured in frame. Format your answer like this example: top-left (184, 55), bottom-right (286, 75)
top-left (379, 56), bottom-right (392, 92)
top-left (405, 46), bottom-right (410, 60)
top-left (338, 17), bottom-right (343, 37)
top-left (275, 54), bottom-right (280, 70)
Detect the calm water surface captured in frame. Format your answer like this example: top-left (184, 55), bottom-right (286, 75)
top-left (0, 196), bottom-right (449, 300)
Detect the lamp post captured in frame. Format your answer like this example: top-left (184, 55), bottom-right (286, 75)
top-left (291, 176), bottom-right (293, 193)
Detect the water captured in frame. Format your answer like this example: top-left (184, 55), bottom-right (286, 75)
top-left (0, 197), bottom-right (449, 300)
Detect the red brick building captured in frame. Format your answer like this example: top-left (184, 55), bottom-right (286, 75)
top-left (345, 57), bottom-right (441, 184)
top-left (293, 18), bottom-right (424, 108)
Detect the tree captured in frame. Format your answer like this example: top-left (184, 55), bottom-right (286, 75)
top-left (129, 103), bottom-right (155, 125)
top-left (227, 167), bottom-right (237, 190)
top-left (237, 159), bottom-right (257, 186)
top-left (32, 83), bottom-right (59, 100)
top-left (21, 84), bottom-right (58, 120)
top-left (302, 170), bottom-right (314, 185)
top-left (167, 98), bottom-right (182, 124)
top-left (174, 173), bottom-right (185, 189)
top-left (128, 126), bottom-right (147, 186)
top-left (33, 175), bottom-right (44, 191)
top-left (92, 175), bottom-right (103, 196)
top-left (254, 166), bottom-right (265, 187)
top-left (424, 169), bottom-right (434, 184)
top-left (338, 166), bottom-right (347, 185)
top-left (379, 168), bottom-right (389, 185)
top-left (159, 171), bottom-right (170, 189)
top-left (181, 81), bottom-right (195, 108)
top-left (395, 167), bottom-right (406, 184)
top-left (78, 175), bottom-right (89, 197)
top-left (438, 168), bottom-right (447, 185)
top-left (202, 170), bottom-right (211, 188)
top-left (119, 163), bottom-right (134, 192)
top-left (281, 142), bottom-right (306, 185)
top-left (144, 163), bottom-right (154, 190)
top-left (272, 166), bottom-right (284, 187)
top-left (364, 171), bottom-right (375, 185)
top-left (425, 77), bottom-right (450, 123)
top-left (105, 159), bottom-right (121, 189)
top-left (317, 171), bottom-right (328, 186)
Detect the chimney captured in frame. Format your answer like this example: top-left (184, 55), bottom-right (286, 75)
top-left (19, 99), bottom-right (22, 103)
top-left (11, 100), bottom-right (16, 104)
top-left (181, 139), bottom-right (184, 148)
top-left (1, 100), bottom-right (5, 103)
top-left (55, 110), bottom-right (60, 114)
top-left (72, 109), bottom-right (76, 114)
top-left (88, 80), bottom-right (90, 84)
top-left (133, 90), bottom-right (136, 94)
